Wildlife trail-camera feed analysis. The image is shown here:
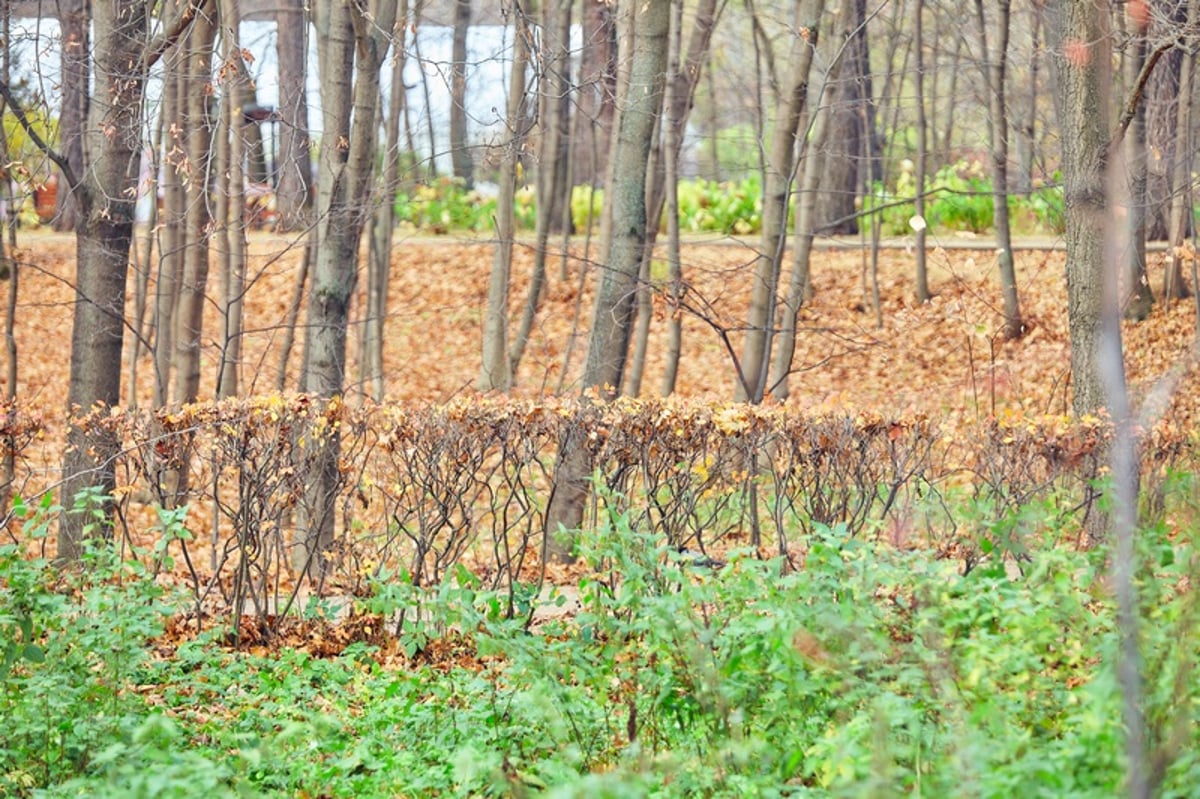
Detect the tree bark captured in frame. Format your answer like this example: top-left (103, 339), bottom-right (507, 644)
top-left (217, 0), bottom-right (249, 399)
top-left (1125, 7), bottom-right (1155, 321)
top-left (450, 0), bottom-right (474, 187)
top-left (1046, 0), bottom-right (1126, 417)
top-left (275, 0), bottom-right (312, 230)
top-left (53, 0), bottom-right (89, 232)
top-left (737, 0), bottom-right (823, 403)
top-left (302, 0), bottom-right (398, 578)
top-left (815, 0), bottom-right (872, 235)
top-left (913, 0), bottom-right (930, 304)
top-left (59, 0), bottom-right (173, 559)
top-left (480, 7), bottom-right (531, 392)
top-left (974, 0), bottom-right (1023, 339)
top-left (544, 0), bottom-right (670, 562)
top-left (574, 0), bottom-right (618, 186)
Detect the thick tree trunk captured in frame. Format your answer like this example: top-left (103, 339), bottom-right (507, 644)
top-left (815, 0), bottom-right (872, 235)
top-left (53, 0), bottom-right (88, 232)
top-left (544, 0), bottom-right (670, 562)
top-left (58, 0), bottom-right (154, 560)
top-left (1046, 0), bottom-right (1125, 417)
top-left (738, 0), bottom-right (823, 403)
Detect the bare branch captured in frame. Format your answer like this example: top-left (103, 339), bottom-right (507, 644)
top-left (0, 79), bottom-right (79, 191)
top-left (143, 0), bottom-right (209, 71)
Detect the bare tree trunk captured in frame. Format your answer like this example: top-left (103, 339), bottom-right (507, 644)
top-left (1125, 8), bottom-right (1154, 321)
top-left (302, 0), bottom-right (398, 578)
top-left (0, 16), bottom-right (17, 513)
top-left (508, 0), bottom-right (574, 378)
top-left (172, 8), bottom-right (217, 406)
top-left (53, 0), bottom-right (88, 232)
top-left (815, 0), bottom-right (871, 235)
top-left (450, 0), bottom-right (474, 187)
top-left (481, 7), bottom-right (531, 392)
top-left (913, 0), bottom-right (931, 304)
top-left (275, 0), bottom-right (312, 230)
top-left (737, 0), bottom-right (823, 403)
top-left (544, 0), bottom-right (670, 562)
top-left (1165, 0), bottom-right (1198, 303)
top-left (1015, 6), bottom-right (1040, 195)
top-left (574, 0), bottom-right (618, 186)
top-left (217, 0), bottom-right (249, 399)
top-left (59, 0), bottom-right (193, 559)
top-left (153, 46), bottom-right (185, 407)
top-left (974, 0), bottom-right (1023, 339)
top-left (772, 0), bottom-right (848, 399)
top-left (362, 0), bottom-right (410, 401)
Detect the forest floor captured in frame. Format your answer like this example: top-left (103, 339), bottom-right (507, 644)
top-left (7, 229), bottom-right (1199, 429)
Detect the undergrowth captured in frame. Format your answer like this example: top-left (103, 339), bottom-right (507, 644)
top-left (2, 487), bottom-right (1198, 797)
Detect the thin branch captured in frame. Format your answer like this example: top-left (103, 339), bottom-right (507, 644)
top-left (1109, 37), bottom-right (1178, 153)
top-left (143, 0), bottom-right (208, 71)
top-left (0, 79), bottom-right (78, 190)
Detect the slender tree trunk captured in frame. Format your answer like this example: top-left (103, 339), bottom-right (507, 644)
top-left (737, 0), bottom-right (823, 403)
top-left (1125, 8), bottom-right (1154, 321)
top-left (913, 0), bottom-right (930, 304)
top-left (1015, 7), bottom-right (1040, 195)
top-left (974, 0), bottom-right (1023, 339)
top-left (153, 47), bottom-right (185, 407)
top-left (481, 8), bottom-right (531, 392)
top-left (508, 0), bottom-right (574, 377)
top-left (1165, 0), bottom-right (1199, 303)
top-left (362, 0), bottom-right (410, 401)
top-left (544, 0), bottom-right (670, 562)
top-left (450, 0), bottom-right (474, 187)
top-left (217, 0), bottom-right (248, 399)
top-left (772, 0), bottom-right (847, 398)
top-left (172, 8), bottom-right (217, 406)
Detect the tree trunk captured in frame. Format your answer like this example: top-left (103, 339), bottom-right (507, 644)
top-left (302, 0), bottom-right (397, 578)
top-left (815, 0), bottom-right (872, 235)
top-left (450, 0), bottom-right (474, 187)
top-left (1125, 8), bottom-right (1154, 321)
top-left (1145, 0), bottom-right (1187, 242)
top-left (59, 0), bottom-right (160, 560)
top-left (362, 0), bottom-right (409, 401)
top-left (543, 0), bottom-right (670, 562)
top-left (1165, 0), bottom-right (1199, 303)
top-left (217, 0), bottom-right (249, 399)
top-left (737, 0), bottom-right (823, 403)
top-left (574, 0), bottom-right (618, 186)
top-left (913, 0), bottom-right (930, 304)
top-left (53, 0), bottom-right (88, 232)
top-left (275, 0), bottom-right (312, 230)
top-left (1046, 0), bottom-right (1126, 417)
top-left (974, 0), bottom-right (1023, 339)
top-left (772, 0), bottom-right (847, 399)
top-left (480, 9), bottom-right (531, 392)
top-left (172, 9), bottom-right (217, 406)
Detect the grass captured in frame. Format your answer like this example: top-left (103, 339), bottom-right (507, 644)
top-left (2, 488), bottom-right (1198, 797)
